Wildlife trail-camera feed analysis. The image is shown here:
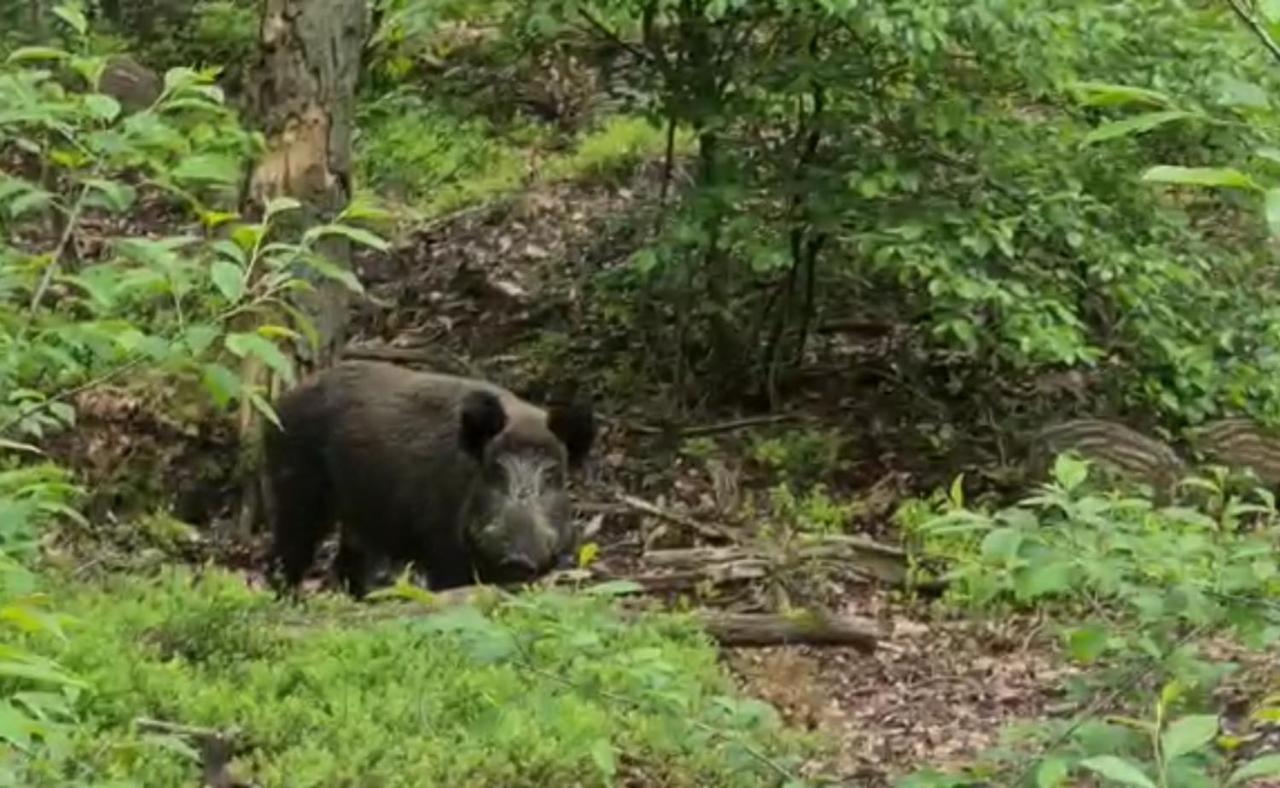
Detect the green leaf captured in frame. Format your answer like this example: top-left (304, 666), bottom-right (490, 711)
top-left (183, 324), bottom-right (221, 356)
top-left (1082, 111), bottom-right (1196, 145)
top-left (581, 580), bottom-right (643, 597)
top-left (1036, 757), bottom-right (1069, 788)
top-left (1015, 560), bottom-right (1074, 600)
top-left (1265, 189), bottom-right (1280, 239)
top-left (51, 4), bottom-right (88, 36)
top-left (210, 260), bottom-right (245, 304)
top-left (1160, 715), bottom-right (1218, 762)
top-left (1229, 754), bottom-right (1280, 785)
top-left (83, 94), bottom-right (121, 123)
top-left (248, 392), bottom-right (282, 430)
top-left (1053, 453), bottom-right (1090, 490)
top-left (200, 363), bottom-right (243, 409)
top-left (1067, 624), bottom-right (1109, 664)
top-left (590, 739), bottom-right (617, 780)
top-left (5, 47), bottom-right (71, 63)
top-left (1141, 166), bottom-right (1260, 191)
top-left (82, 178), bottom-right (136, 213)
top-left (1079, 755), bottom-right (1157, 788)
top-left (0, 658), bottom-right (85, 689)
top-left (162, 67), bottom-right (200, 94)
top-left (171, 153), bottom-right (241, 186)
top-left (264, 196), bottom-right (302, 221)
top-left (223, 333), bottom-right (295, 385)
top-left (980, 527), bottom-right (1023, 563)
top-left (303, 223), bottom-right (391, 252)
top-left (1068, 81), bottom-right (1174, 109)
top-left (297, 252), bottom-right (365, 294)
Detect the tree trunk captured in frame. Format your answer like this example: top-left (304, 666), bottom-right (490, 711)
top-left (249, 0), bottom-right (367, 364)
top-left (237, 0), bottom-right (368, 536)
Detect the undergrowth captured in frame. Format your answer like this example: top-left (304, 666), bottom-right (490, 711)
top-left (17, 570), bottom-right (815, 787)
top-left (896, 456), bottom-right (1280, 786)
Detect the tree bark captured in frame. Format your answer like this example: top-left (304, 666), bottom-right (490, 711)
top-left (249, 0), bottom-right (368, 366)
top-left (237, 0), bottom-right (368, 536)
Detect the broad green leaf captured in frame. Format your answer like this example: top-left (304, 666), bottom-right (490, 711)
top-left (1141, 166), bottom-right (1260, 191)
top-left (162, 67), bottom-right (200, 94)
top-left (223, 333), bottom-right (296, 385)
top-left (1079, 756), bottom-right (1156, 788)
top-left (265, 196), bottom-right (303, 220)
top-left (51, 4), bottom-right (88, 35)
top-left (1229, 754), bottom-right (1280, 785)
top-left (1160, 715), bottom-right (1218, 761)
top-left (1068, 81), bottom-right (1174, 109)
top-left (1067, 624), bottom-right (1109, 664)
top-left (0, 659), bottom-right (86, 689)
top-left (298, 252), bottom-right (365, 294)
top-left (83, 94), bottom-right (121, 123)
top-left (171, 153), bottom-right (241, 186)
top-left (230, 223), bottom-right (265, 252)
top-left (1036, 757), bottom-right (1069, 788)
top-left (210, 260), bottom-right (245, 303)
top-left (1015, 560), bottom-right (1074, 599)
top-left (199, 363), bottom-right (243, 409)
top-left (82, 178), bottom-right (135, 213)
top-left (980, 527), bottom-right (1023, 563)
top-left (1053, 453), bottom-right (1090, 490)
top-left (5, 47), bottom-right (70, 63)
top-left (183, 324), bottom-right (221, 356)
top-left (303, 223), bottom-right (391, 252)
top-left (1083, 111), bottom-right (1196, 145)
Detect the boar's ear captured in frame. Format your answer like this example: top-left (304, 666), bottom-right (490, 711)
top-left (460, 390), bottom-right (507, 460)
top-left (547, 402), bottom-right (596, 469)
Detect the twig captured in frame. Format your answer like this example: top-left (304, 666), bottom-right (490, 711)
top-left (1227, 0), bottom-right (1280, 66)
top-left (27, 180), bottom-right (92, 317)
top-left (604, 412), bottom-right (801, 437)
top-left (576, 8), bottom-right (652, 64)
top-left (0, 356), bottom-right (146, 439)
top-left (679, 413), bottom-right (801, 437)
top-left (616, 493), bottom-right (736, 541)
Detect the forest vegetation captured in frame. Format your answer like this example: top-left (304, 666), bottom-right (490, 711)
top-left (1, 0), bottom-right (1280, 785)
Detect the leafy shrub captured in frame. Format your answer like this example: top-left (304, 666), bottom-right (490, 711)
top-left (897, 455), bottom-right (1280, 785)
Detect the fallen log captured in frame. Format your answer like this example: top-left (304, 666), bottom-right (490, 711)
top-left (701, 611), bottom-right (879, 652)
top-left (643, 534), bottom-right (911, 587)
top-left (281, 581), bottom-right (882, 652)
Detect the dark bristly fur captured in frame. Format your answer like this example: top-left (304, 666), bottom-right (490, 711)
top-left (264, 361), bottom-right (596, 598)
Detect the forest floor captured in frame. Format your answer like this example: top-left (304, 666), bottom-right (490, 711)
top-left (334, 171), bottom-right (1071, 784)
